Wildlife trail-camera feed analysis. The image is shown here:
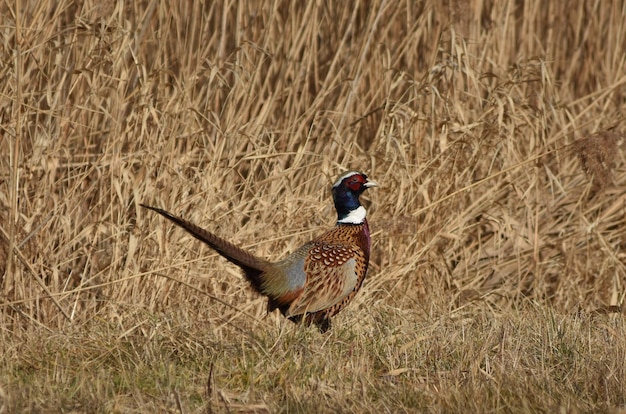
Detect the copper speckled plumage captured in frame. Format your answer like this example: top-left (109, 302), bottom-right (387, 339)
top-left (141, 171), bottom-right (377, 332)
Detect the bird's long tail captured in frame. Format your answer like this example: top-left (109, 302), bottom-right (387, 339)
top-left (141, 204), bottom-right (271, 291)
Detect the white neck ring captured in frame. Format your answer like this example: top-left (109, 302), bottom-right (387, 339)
top-left (337, 206), bottom-right (366, 224)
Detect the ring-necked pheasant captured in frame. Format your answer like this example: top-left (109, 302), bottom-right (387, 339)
top-left (141, 171), bottom-right (377, 332)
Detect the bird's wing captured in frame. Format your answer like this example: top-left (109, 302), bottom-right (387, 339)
top-left (285, 243), bottom-right (362, 317)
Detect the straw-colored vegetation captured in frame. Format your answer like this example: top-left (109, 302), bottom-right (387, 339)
top-left (1, 0), bottom-right (625, 412)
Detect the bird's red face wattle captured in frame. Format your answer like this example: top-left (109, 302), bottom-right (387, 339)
top-left (344, 174), bottom-right (367, 191)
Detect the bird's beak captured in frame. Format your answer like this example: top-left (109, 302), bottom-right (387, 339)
top-left (364, 179), bottom-right (378, 188)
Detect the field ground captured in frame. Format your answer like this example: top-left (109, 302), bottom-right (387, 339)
top-left (1, 1), bottom-right (626, 412)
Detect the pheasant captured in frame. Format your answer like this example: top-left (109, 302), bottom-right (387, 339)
top-left (141, 171), bottom-right (377, 332)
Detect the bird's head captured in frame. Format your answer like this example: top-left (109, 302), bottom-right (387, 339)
top-left (332, 171), bottom-right (378, 224)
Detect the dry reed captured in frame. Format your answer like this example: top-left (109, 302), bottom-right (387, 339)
top-left (1, 0), bottom-right (625, 412)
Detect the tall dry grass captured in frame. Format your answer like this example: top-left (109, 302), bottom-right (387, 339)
top-left (1, 0), bottom-right (625, 412)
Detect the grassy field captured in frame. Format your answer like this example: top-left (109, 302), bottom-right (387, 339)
top-left (1, 0), bottom-right (626, 412)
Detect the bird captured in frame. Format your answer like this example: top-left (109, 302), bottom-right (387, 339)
top-left (141, 171), bottom-right (377, 332)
